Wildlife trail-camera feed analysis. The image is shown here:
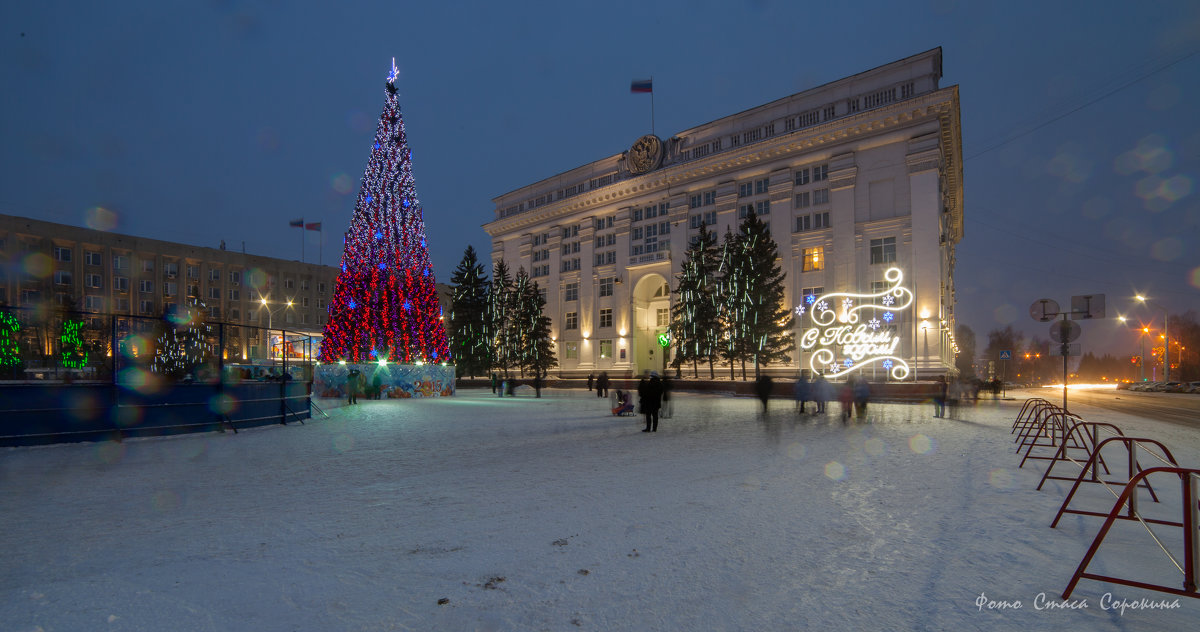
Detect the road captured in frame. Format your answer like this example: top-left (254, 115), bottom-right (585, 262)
top-left (1019, 387), bottom-right (1200, 428)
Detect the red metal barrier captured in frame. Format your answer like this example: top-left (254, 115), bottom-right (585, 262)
top-left (1017, 409), bottom-right (1084, 469)
top-left (1051, 437), bottom-right (1177, 528)
top-left (1036, 421), bottom-right (1123, 490)
top-left (1062, 467), bottom-right (1200, 600)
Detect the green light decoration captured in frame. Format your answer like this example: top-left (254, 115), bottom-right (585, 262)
top-left (0, 311), bottom-right (21, 367)
top-left (60, 318), bottom-right (89, 369)
top-left (657, 332), bottom-right (671, 348)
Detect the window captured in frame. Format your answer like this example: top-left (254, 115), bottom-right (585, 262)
top-left (738, 182), bottom-right (753, 198)
top-left (187, 264), bottom-right (200, 280)
top-left (230, 270), bottom-right (242, 286)
top-left (599, 339), bottom-right (613, 359)
top-left (870, 237), bottom-right (897, 264)
top-left (599, 308), bottom-right (613, 328)
top-left (140, 280), bottom-right (153, 293)
top-left (54, 270), bottom-right (72, 285)
top-left (139, 300), bottom-right (154, 315)
top-left (847, 98), bottom-right (860, 114)
top-left (689, 194), bottom-right (702, 209)
top-left (53, 246), bottom-right (72, 262)
top-left (814, 164), bottom-right (829, 182)
top-left (565, 342), bottom-right (578, 359)
top-left (802, 247), bottom-right (825, 272)
top-left (142, 260), bottom-right (154, 273)
top-left (85, 251), bottom-right (102, 266)
top-left (164, 282), bottom-right (178, 297)
top-left (85, 273), bottom-right (103, 289)
top-left (754, 177), bottom-right (769, 195)
top-left (115, 276), bottom-right (129, 292)
top-left (561, 258), bottom-right (580, 272)
top-left (163, 262), bottom-right (178, 278)
top-left (208, 287), bottom-right (220, 300)
top-left (209, 306), bottom-right (221, 320)
top-left (209, 268), bottom-right (220, 281)
top-left (795, 168), bottom-right (810, 186)
top-left (801, 287), bottom-right (825, 305)
top-left (301, 297), bottom-right (309, 308)
top-left (599, 277), bottom-right (614, 297)
top-left (796, 212), bottom-right (829, 232)
top-left (704, 191), bottom-right (716, 206)
top-left (795, 215), bottom-right (810, 232)
top-left (113, 255), bottom-right (129, 270)
top-left (230, 308), bottom-right (240, 321)
top-left (656, 307), bottom-right (669, 327)
top-left (319, 282), bottom-right (327, 293)
top-left (318, 299), bottom-right (326, 309)
top-left (756, 200), bottom-right (770, 215)
top-left (229, 289), bottom-right (241, 301)
top-left (565, 282), bottom-right (579, 302)
top-left (795, 192), bottom-right (810, 209)
top-left (813, 188), bottom-right (830, 205)
top-left (114, 297), bottom-right (130, 312)
top-left (703, 211), bottom-right (717, 226)
top-left (84, 296), bottom-right (103, 311)
top-left (738, 204), bottom-right (754, 219)
top-left (595, 216), bottom-right (613, 230)
top-left (594, 251), bottom-right (615, 266)
top-left (813, 212), bottom-right (830, 229)
top-left (284, 279), bottom-right (295, 290)
top-left (565, 311), bottom-right (578, 330)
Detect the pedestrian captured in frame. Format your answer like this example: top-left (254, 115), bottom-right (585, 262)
top-left (587, 373), bottom-right (594, 391)
top-left (661, 374), bottom-right (673, 419)
top-left (838, 380), bottom-right (853, 419)
top-left (933, 375), bottom-right (947, 418)
top-left (598, 371), bottom-right (609, 398)
top-left (641, 372), bottom-right (664, 432)
top-left (755, 374), bottom-right (773, 411)
top-left (793, 373), bottom-right (810, 413)
top-left (346, 369), bottom-right (360, 405)
top-left (852, 376), bottom-right (870, 417)
top-left (813, 374), bottom-right (829, 413)
top-left (491, 372), bottom-right (497, 394)
top-left (371, 371), bottom-right (383, 400)
top-left (534, 371), bottom-right (543, 398)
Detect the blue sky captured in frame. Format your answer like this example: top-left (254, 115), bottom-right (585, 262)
top-left (2, 0), bottom-right (1197, 359)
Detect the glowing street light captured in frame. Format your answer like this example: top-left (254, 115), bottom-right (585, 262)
top-left (1134, 295), bottom-right (1169, 382)
top-left (260, 297), bottom-right (294, 362)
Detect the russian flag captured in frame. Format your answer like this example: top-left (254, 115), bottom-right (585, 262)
top-left (289, 218), bottom-right (304, 227)
top-left (305, 222), bottom-right (322, 231)
top-left (630, 79), bottom-right (652, 93)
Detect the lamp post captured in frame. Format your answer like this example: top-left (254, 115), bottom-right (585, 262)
top-left (1135, 295), bottom-right (1169, 383)
top-left (260, 298), bottom-right (293, 363)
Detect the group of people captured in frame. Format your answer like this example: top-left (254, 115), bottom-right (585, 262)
top-left (596, 372), bottom-right (671, 432)
top-left (588, 372), bottom-right (611, 398)
top-left (791, 373), bottom-right (871, 419)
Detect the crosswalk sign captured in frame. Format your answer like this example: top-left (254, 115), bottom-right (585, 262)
top-left (999, 350), bottom-right (1012, 360)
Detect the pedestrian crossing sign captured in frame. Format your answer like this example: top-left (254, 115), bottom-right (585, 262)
top-left (999, 350), bottom-right (1012, 360)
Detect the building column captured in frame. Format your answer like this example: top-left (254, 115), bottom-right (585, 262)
top-left (907, 135), bottom-right (943, 378)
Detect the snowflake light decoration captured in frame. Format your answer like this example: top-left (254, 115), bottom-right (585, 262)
top-left (882, 359), bottom-right (894, 369)
top-left (843, 358), bottom-right (854, 368)
top-left (883, 312), bottom-right (894, 323)
top-left (794, 305), bottom-right (806, 317)
top-left (842, 298), bottom-right (854, 311)
top-left (882, 294), bottom-right (895, 306)
top-left (868, 318), bottom-right (881, 330)
top-left (816, 300), bottom-right (829, 312)
top-left (806, 294), bottom-right (816, 305)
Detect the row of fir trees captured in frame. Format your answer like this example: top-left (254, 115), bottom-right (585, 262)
top-left (447, 211), bottom-right (793, 382)
top-left (447, 245), bottom-right (557, 379)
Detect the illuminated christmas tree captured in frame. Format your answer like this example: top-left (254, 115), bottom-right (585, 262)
top-left (319, 60), bottom-right (449, 364)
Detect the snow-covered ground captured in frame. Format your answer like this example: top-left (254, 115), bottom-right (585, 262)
top-left (2, 387), bottom-right (1197, 631)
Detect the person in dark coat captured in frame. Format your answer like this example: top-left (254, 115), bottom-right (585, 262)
top-left (793, 373), bottom-right (810, 413)
top-left (813, 374), bottom-right (829, 413)
top-left (933, 375), bottom-right (948, 418)
top-left (346, 369), bottom-right (361, 405)
top-left (587, 373), bottom-right (594, 391)
top-left (852, 376), bottom-right (870, 417)
top-left (661, 375), bottom-right (673, 419)
top-left (755, 374), bottom-right (773, 411)
top-left (597, 371), bottom-right (609, 398)
top-left (641, 372), bottom-right (664, 432)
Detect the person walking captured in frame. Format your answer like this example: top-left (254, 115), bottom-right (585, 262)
top-left (793, 373), bottom-right (810, 413)
top-left (838, 380), bottom-right (853, 419)
top-left (346, 369), bottom-right (360, 405)
top-left (933, 375), bottom-right (948, 418)
top-left (597, 371), bottom-right (609, 398)
top-left (755, 374), bottom-right (774, 412)
top-left (641, 372), bottom-right (664, 432)
top-left (587, 373), bottom-right (594, 391)
top-left (813, 374), bottom-right (829, 413)
top-left (661, 374), bottom-right (673, 419)
top-left (491, 372), bottom-right (498, 394)
top-left (852, 376), bottom-right (870, 417)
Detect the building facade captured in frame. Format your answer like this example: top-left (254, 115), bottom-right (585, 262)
top-left (484, 49), bottom-right (963, 379)
top-left (0, 214), bottom-right (341, 360)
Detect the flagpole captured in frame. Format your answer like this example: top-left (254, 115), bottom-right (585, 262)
top-left (651, 75), bottom-right (655, 137)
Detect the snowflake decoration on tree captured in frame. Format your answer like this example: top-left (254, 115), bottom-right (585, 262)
top-left (882, 294), bottom-right (895, 306)
top-left (883, 312), bottom-right (894, 323)
top-left (868, 317), bottom-right (881, 330)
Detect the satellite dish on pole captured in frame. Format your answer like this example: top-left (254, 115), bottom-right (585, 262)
top-left (1030, 299), bottom-right (1060, 322)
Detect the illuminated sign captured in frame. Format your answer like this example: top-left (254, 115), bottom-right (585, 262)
top-left (657, 332), bottom-right (671, 348)
top-left (796, 267), bottom-right (913, 380)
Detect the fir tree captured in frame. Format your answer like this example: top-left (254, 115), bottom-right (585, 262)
top-left (488, 259), bottom-right (514, 377)
top-left (448, 245), bottom-right (490, 378)
top-left (318, 60), bottom-right (449, 364)
top-left (717, 227), bottom-right (749, 379)
top-left (152, 293), bottom-right (215, 381)
top-left (736, 211), bottom-right (794, 377)
top-left (517, 279), bottom-right (557, 380)
top-left (671, 224), bottom-right (722, 378)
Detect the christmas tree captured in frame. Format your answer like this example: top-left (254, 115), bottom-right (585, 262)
top-left (319, 60), bottom-right (449, 365)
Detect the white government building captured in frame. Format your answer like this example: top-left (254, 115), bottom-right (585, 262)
top-left (484, 48), bottom-right (963, 380)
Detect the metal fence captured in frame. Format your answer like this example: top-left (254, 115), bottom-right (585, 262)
top-left (0, 305), bottom-right (320, 383)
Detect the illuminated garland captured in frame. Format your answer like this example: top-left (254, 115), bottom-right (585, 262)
top-left (60, 318), bottom-right (88, 369)
top-left (0, 311), bottom-right (20, 368)
top-left (797, 267), bottom-right (912, 380)
top-left (318, 59), bottom-right (450, 364)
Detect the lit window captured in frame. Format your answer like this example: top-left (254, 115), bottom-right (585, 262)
top-left (802, 247), bottom-right (824, 272)
top-left (599, 339), bottom-right (613, 358)
top-left (599, 308), bottom-right (613, 328)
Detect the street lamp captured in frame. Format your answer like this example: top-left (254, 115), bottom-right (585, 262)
top-left (260, 297), bottom-right (294, 362)
top-left (1134, 295), bottom-right (1169, 383)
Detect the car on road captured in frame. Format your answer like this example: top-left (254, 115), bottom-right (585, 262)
top-left (1186, 381), bottom-right (1200, 394)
